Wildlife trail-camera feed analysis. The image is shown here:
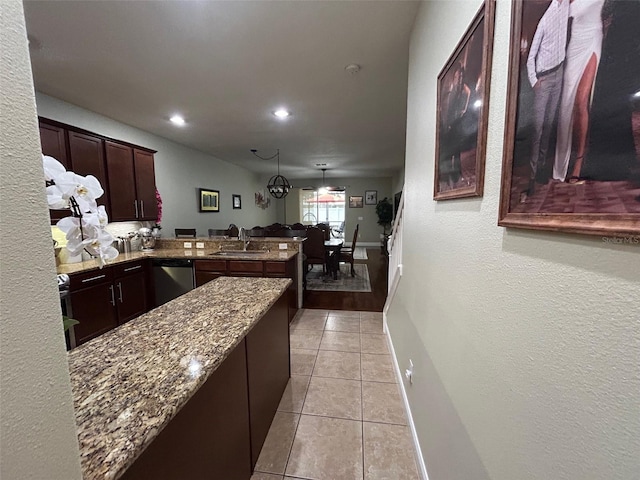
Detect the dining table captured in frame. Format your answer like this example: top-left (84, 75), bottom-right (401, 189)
top-left (324, 238), bottom-right (343, 280)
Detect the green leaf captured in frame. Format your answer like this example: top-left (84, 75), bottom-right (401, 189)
top-left (63, 315), bottom-right (79, 332)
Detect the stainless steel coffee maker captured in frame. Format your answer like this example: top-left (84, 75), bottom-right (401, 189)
top-left (138, 227), bottom-right (156, 250)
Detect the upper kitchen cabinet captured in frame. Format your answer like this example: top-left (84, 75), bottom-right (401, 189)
top-left (39, 119), bottom-right (70, 222)
top-left (105, 142), bottom-right (157, 221)
top-left (68, 130), bottom-right (110, 216)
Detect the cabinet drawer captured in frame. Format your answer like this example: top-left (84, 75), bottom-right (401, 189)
top-left (195, 259), bottom-right (227, 272)
top-left (228, 261), bottom-right (263, 274)
top-left (69, 268), bottom-right (113, 291)
top-left (113, 260), bottom-right (147, 277)
top-left (264, 262), bottom-right (286, 274)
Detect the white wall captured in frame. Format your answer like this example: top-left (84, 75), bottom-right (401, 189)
top-left (36, 94), bottom-right (278, 237)
top-left (389, 1), bottom-right (640, 479)
top-left (282, 176), bottom-right (393, 244)
top-left (0, 2), bottom-right (82, 478)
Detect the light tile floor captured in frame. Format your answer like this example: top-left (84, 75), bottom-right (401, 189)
top-left (252, 309), bottom-right (420, 480)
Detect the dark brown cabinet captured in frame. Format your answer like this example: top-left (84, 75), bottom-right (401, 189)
top-left (195, 258), bottom-right (298, 321)
top-left (68, 131), bottom-right (110, 214)
top-left (38, 117), bottom-right (157, 223)
top-left (120, 293), bottom-right (289, 480)
top-left (39, 121), bottom-right (70, 222)
top-left (105, 142), bottom-right (157, 222)
top-left (69, 269), bottom-right (118, 346)
top-left (69, 260), bottom-right (151, 346)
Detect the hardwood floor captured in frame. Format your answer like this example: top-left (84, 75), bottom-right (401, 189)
top-left (302, 247), bottom-right (388, 312)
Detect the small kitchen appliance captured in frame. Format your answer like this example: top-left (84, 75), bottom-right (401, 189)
top-left (138, 227), bottom-right (156, 250)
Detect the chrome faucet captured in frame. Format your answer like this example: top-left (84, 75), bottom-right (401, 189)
top-left (238, 227), bottom-right (250, 251)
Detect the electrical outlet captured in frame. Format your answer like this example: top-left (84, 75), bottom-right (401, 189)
top-left (358, 216), bottom-right (363, 221)
top-left (196, 250), bottom-right (205, 256)
top-left (183, 242), bottom-right (192, 249)
top-left (195, 242), bottom-right (205, 249)
top-left (279, 243), bottom-right (287, 250)
top-left (404, 359), bottom-right (414, 385)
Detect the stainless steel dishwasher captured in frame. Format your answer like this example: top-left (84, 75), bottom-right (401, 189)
top-left (152, 258), bottom-right (195, 307)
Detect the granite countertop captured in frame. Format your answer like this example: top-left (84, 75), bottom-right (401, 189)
top-left (57, 248), bottom-right (299, 275)
top-left (68, 276), bottom-right (291, 480)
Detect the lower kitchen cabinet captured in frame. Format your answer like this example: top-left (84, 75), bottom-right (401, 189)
top-left (69, 260), bottom-right (151, 346)
top-left (119, 293), bottom-right (289, 480)
top-left (195, 257), bottom-right (298, 320)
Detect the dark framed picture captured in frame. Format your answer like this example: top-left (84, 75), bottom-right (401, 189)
top-left (199, 188), bottom-right (219, 212)
top-left (232, 194), bottom-right (241, 209)
top-left (349, 196), bottom-right (363, 208)
top-left (365, 190), bottom-right (378, 205)
top-left (499, 0), bottom-right (640, 236)
top-left (434, 0), bottom-right (495, 200)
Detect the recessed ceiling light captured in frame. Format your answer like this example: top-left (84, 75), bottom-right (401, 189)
top-left (170, 115), bottom-right (186, 126)
top-left (273, 109), bottom-right (290, 119)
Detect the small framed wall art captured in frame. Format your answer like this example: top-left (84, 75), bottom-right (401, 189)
top-left (199, 188), bottom-right (219, 212)
top-left (232, 194), bottom-right (242, 209)
top-left (365, 190), bottom-right (378, 205)
top-left (349, 196), bottom-right (363, 208)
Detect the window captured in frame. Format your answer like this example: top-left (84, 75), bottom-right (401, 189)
top-left (300, 190), bottom-right (345, 235)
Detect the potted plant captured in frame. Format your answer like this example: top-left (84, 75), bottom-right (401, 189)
top-left (375, 197), bottom-right (393, 235)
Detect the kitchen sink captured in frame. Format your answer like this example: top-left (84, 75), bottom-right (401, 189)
top-left (210, 250), bottom-right (265, 256)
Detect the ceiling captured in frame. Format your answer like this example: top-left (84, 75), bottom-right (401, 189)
top-left (24, 1), bottom-right (419, 180)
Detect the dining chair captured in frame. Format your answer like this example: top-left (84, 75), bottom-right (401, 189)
top-left (316, 223), bottom-right (331, 241)
top-left (227, 224), bottom-right (239, 237)
top-left (339, 223), bottom-right (359, 276)
top-left (303, 226), bottom-right (326, 274)
top-left (175, 228), bottom-right (197, 238)
top-left (208, 228), bottom-right (228, 237)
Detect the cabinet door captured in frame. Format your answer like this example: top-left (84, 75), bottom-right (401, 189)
top-left (195, 271), bottom-right (225, 287)
top-left (228, 261), bottom-right (263, 277)
top-left (39, 122), bottom-right (70, 223)
top-left (134, 149), bottom-right (158, 221)
top-left (68, 131), bottom-right (110, 214)
top-left (70, 282), bottom-right (118, 346)
top-left (115, 271), bottom-right (147, 324)
top-left (105, 141), bottom-right (137, 221)
top-left (39, 122), bottom-right (69, 168)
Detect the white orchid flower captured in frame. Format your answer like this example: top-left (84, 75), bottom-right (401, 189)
top-left (43, 155), bottom-right (66, 182)
top-left (44, 154), bottom-right (118, 268)
top-left (53, 172), bottom-right (103, 213)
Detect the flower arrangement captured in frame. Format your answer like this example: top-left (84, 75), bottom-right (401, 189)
top-left (43, 155), bottom-right (118, 267)
top-left (153, 187), bottom-right (162, 231)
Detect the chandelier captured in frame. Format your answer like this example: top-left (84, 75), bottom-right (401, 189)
top-left (251, 148), bottom-right (291, 199)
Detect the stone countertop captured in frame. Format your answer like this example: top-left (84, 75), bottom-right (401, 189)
top-left (56, 248), bottom-right (299, 275)
top-left (68, 276), bottom-right (292, 480)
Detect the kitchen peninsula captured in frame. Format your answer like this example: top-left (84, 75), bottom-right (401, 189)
top-left (68, 276), bottom-right (291, 480)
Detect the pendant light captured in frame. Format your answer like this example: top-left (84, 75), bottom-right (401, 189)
top-left (251, 149), bottom-right (291, 199)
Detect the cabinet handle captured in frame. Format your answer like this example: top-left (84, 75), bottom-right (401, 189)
top-left (140, 200), bottom-right (145, 218)
top-left (82, 274), bottom-right (106, 283)
top-left (134, 200), bottom-right (139, 218)
top-left (109, 285), bottom-right (115, 306)
top-left (123, 265), bottom-right (142, 272)
top-left (117, 282), bottom-right (123, 303)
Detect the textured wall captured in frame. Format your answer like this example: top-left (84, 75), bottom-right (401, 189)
top-left (0, 2), bottom-right (82, 478)
top-left (389, 1), bottom-right (640, 479)
top-left (36, 93), bottom-right (278, 237)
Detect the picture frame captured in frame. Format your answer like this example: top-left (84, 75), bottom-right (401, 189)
top-left (365, 190), bottom-right (378, 205)
top-left (434, 0), bottom-right (495, 200)
top-left (199, 188), bottom-right (219, 212)
top-left (498, 1), bottom-right (640, 237)
top-left (232, 194), bottom-right (242, 209)
top-left (349, 196), bottom-right (363, 208)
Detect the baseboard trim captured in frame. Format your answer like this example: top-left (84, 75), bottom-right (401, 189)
top-left (383, 313), bottom-right (430, 480)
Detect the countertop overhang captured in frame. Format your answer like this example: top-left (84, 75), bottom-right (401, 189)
top-left (68, 276), bottom-right (292, 480)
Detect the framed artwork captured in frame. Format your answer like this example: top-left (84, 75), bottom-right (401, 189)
top-left (349, 196), bottom-right (363, 208)
top-left (499, 0), bottom-right (640, 236)
top-left (434, 0), bottom-right (495, 200)
top-left (365, 190), bottom-right (378, 205)
top-left (199, 188), bottom-right (219, 212)
top-left (232, 194), bottom-right (242, 209)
